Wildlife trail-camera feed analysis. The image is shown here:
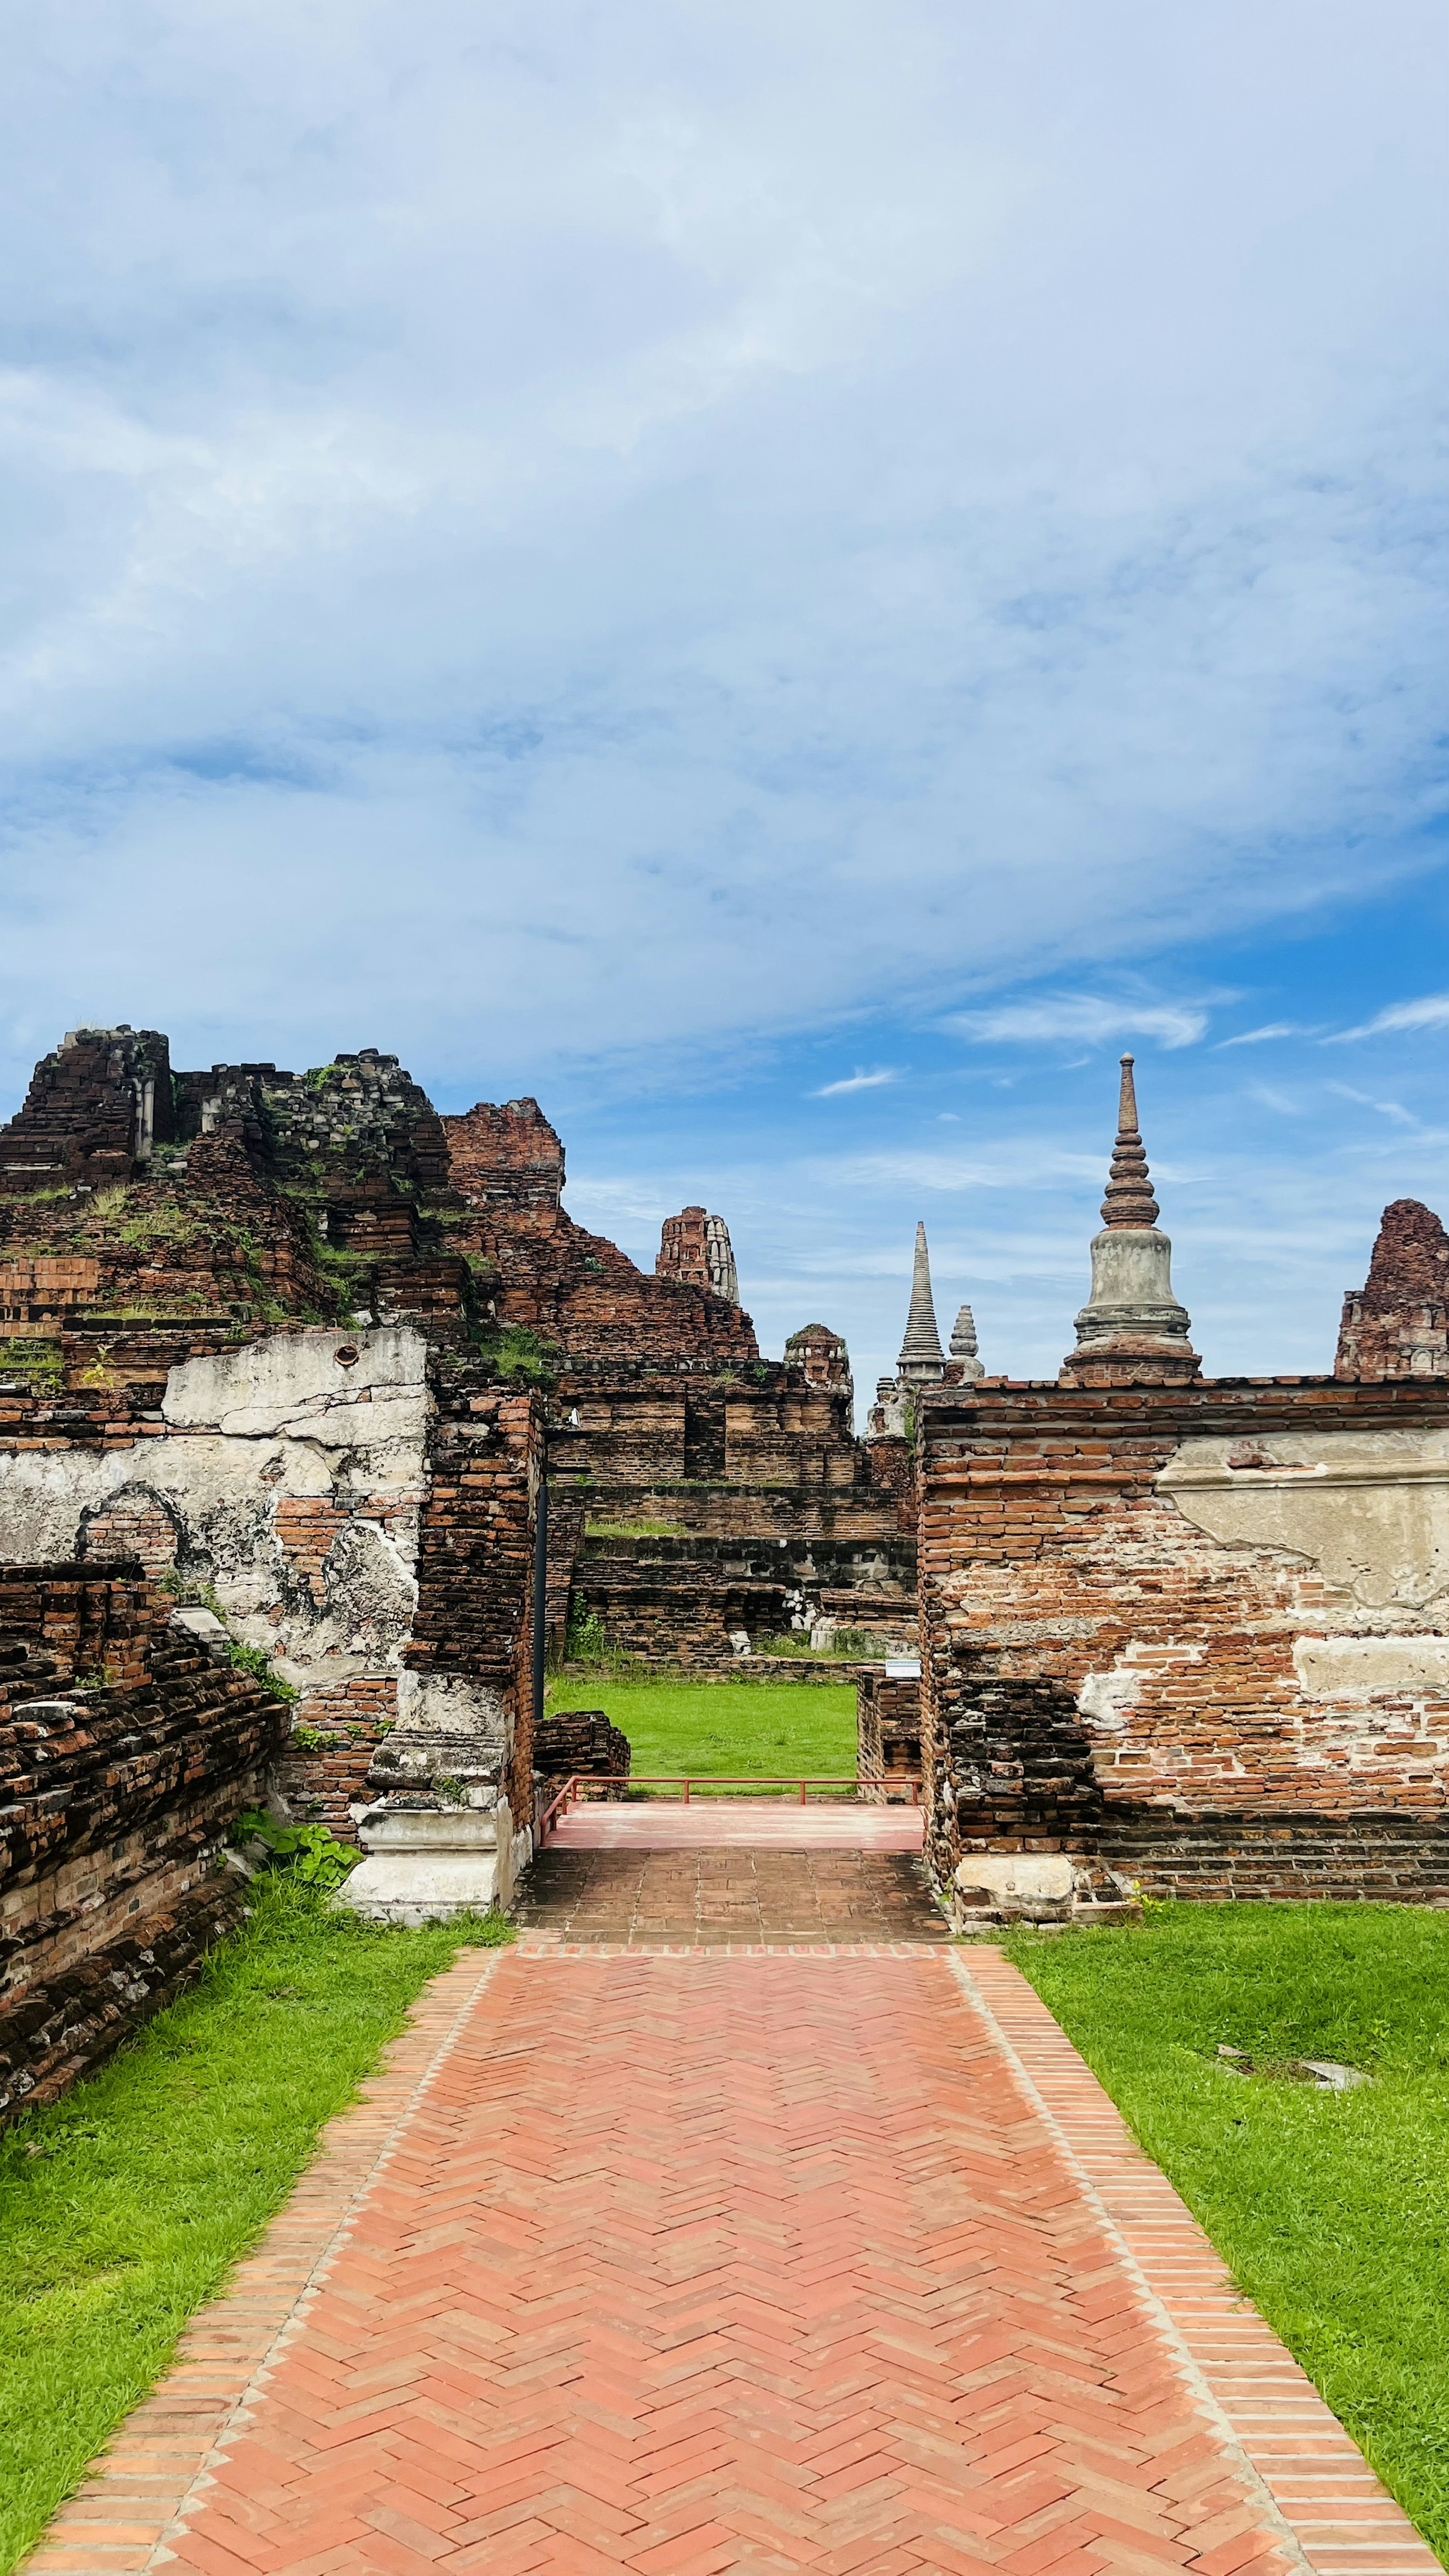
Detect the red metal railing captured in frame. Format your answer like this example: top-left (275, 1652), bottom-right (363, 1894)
top-left (538, 1772), bottom-right (923, 1843)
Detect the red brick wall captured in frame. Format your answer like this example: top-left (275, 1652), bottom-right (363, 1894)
top-left (918, 1377), bottom-right (1449, 1901)
top-left (0, 1562), bottom-right (287, 2120)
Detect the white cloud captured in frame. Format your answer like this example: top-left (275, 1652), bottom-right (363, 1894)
top-left (811, 1068), bottom-right (901, 1098)
top-left (947, 996), bottom-right (1211, 1051)
top-left (1330, 994), bottom-right (1449, 1042)
top-left (0, 0), bottom-right (1442, 1102)
top-left (1217, 1023), bottom-right (1304, 1047)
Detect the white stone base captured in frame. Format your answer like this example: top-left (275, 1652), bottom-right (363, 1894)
top-left (948, 1850), bottom-right (1141, 1931)
top-left (339, 1799), bottom-right (521, 1928)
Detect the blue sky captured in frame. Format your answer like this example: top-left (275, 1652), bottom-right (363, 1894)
top-left (1, 0), bottom-right (1445, 1403)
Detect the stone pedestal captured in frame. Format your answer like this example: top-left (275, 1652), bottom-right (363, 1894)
top-left (336, 1670), bottom-right (529, 1926)
top-left (949, 1852), bottom-right (1141, 1932)
top-left (340, 1799), bottom-right (522, 1927)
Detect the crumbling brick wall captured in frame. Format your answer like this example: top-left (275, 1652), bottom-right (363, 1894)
top-left (856, 1667), bottom-right (922, 1787)
top-left (569, 1531), bottom-right (918, 1668)
top-left (918, 1376), bottom-right (1449, 1902)
top-left (408, 1376), bottom-right (541, 1832)
top-left (1338, 1199), bottom-right (1449, 1381)
top-left (0, 1562), bottom-right (287, 2123)
top-left (535, 1708), bottom-right (631, 1786)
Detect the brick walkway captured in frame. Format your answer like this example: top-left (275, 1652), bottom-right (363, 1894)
top-left (512, 1849), bottom-right (948, 1945)
top-left (27, 1948), bottom-right (1438, 2576)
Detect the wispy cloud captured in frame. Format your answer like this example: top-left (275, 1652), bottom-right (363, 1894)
top-left (811, 1068), bottom-right (902, 1098)
top-left (1329, 995), bottom-right (1449, 1043)
top-left (947, 996), bottom-right (1210, 1051)
top-left (1218, 1023), bottom-right (1304, 1047)
top-left (1327, 1083), bottom-right (1418, 1127)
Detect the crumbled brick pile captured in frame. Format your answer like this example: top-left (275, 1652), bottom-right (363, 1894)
top-left (535, 1707), bottom-right (631, 1785)
top-left (1338, 1197), bottom-right (1449, 1380)
top-left (0, 1562), bottom-right (288, 2124)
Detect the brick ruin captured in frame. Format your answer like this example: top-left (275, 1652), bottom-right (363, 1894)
top-left (0, 1024), bottom-right (903, 2103)
top-left (0, 1560), bottom-right (286, 2120)
top-left (1337, 1196), bottom-right (1449, 1381)
top-left (2, 1021), bottom-right (1446, 2111)
top-left (913, 1072), bottom-right (1449, 1923)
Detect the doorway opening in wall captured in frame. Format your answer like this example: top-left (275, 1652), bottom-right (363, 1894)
top-left (544, 1676), bottom-right (858, 1789)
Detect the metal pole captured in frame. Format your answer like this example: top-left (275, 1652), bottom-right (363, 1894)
top-left (531, 1439), bottom-right (548, 1746)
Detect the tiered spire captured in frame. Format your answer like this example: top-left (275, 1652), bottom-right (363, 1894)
top-left (1099, 1057), bottom-right (1160, 1229)
top-left (897, 1221), bottom-right (945, 1378)
top-left (1061, 1055), bottom-right (1198, 1385)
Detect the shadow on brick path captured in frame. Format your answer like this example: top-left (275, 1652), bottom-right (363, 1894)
top-left (511, 1845), bottom-right (950, 1944)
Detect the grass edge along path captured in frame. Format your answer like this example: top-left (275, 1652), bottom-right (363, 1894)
top-left (1007, 1902), bottom-right (1449, 2568)
top-left (0, 1879), bottom-right (512, 2573)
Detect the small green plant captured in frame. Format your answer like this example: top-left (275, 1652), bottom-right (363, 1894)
top-left (234, 1809), bottom-right (358, 1890)
top-left (0, 1338), bottom-right (64, 1386)
top-left (434, 1775), bottom-right (469, 1809)
top-left (489, 1323), bottom-right (558, 1383)
top-left (288, 1724), bottom-right (331, 1752)
top-left (565, 1607), bottom-right (611, 1664)
top-left (225, 1641), bottom-right (299, 1704)
top-left (117, 1204), bottom-right (205, 1251)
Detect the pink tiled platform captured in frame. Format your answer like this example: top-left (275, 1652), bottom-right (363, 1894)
top-left (547, 1796), bottom-right (925, 1850)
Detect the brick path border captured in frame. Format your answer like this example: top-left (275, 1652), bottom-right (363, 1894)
top-left (20, 1941), bottom-right (1443, 2576)
top-left (960, 1949), bottom-right (1440, 2576)
top-left (22, 1948), bottom-right (505, 2576)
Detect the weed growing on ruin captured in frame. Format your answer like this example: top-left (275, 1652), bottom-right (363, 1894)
top-left (1008, 1904), bottom-right (1449, 2561)
top-left (0, 1876), bottom-right (513, 2572)
top-left (224, 1639), bottom-right (299, 1703)
top-left (481, 1322), bottom-right (558, 1384)
top-left (235, 1809), bottom-right (357, 1889)
top-left (116, 1204), bottom-right (206, 1249)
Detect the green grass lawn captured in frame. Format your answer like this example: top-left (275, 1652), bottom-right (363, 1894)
top-left (0, 1881), bottom-right (511, 2574)
top-left (1008, 1903), bottom-right (1449, 2563)
top-left (546, 1676), bottom-right (857, 1786)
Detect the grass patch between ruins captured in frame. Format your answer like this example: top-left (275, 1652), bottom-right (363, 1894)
top-left (1007, 1901), bottom-right (1449, 2562)
top-left (0, 1879), bottom-right (512, 2573)
top-left (548, 1676), bottom-right (858, 1786)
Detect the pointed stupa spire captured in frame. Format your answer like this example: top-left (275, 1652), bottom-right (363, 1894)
top-left (897, 1220), bottom-right (945, 1381)
top-left (1099, 1056), bottom-right (1160, 1229)
top-left (1061, 1055), bottom-right (1199, 1384)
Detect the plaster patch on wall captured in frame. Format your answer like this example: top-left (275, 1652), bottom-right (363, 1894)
top-left (1077, 1669), bottom-right (1143, 1731)
top-left (1294, 1633), bottom-right (1449, 1701)
top-left (1159, 1429), bottom-right (1449, 1612)
top-left (0, 1326), bottom-right (431, 1697)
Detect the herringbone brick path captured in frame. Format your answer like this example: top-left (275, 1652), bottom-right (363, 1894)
top-left (26, 1950), bottom-right (1437, 2576)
